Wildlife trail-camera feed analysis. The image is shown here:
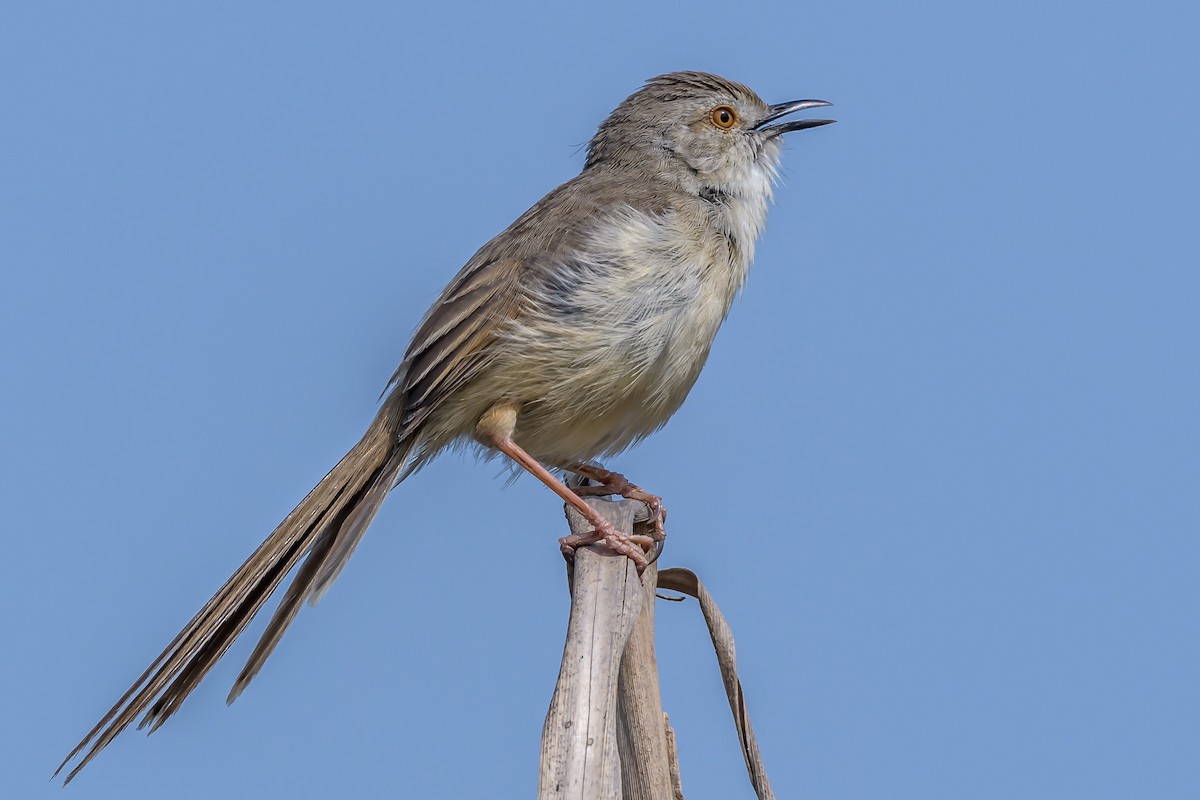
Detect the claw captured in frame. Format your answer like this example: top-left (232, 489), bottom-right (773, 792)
top-left (558, 513), bottom-right (653, 569)
top-left (569, 466), bottom-right (667, 542)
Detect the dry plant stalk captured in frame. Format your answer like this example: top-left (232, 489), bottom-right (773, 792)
top-left (539, 496), bottom-right (776, 800)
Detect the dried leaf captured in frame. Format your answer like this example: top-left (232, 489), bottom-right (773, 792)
top-left (658, 568), bottom-right (775, 800)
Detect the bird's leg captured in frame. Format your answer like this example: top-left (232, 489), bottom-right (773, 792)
top-left (565, 463), bottom-right (667, 543)
top-left (476, 405), bottom-right (653, 568)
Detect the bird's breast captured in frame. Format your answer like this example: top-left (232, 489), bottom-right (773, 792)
top-left (493, 206), bottom-right (756, 462)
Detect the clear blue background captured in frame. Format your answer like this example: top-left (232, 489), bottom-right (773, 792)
top-left (4, 2), bottom-right (1197, 797)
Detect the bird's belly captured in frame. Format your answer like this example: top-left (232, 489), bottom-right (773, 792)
top-left (507, 285), bottom-right (729, 464)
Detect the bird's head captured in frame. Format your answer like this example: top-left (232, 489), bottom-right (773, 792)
top-left (586, 71), bottom-right (833, 196)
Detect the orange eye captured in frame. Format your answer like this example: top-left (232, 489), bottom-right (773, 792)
top-left (710, 105), bottom-right (739, 129)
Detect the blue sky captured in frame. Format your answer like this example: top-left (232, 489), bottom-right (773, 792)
top-left (3, 2), bottom-right (1197, 797)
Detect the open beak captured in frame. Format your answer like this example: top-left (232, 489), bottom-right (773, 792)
top-left (753, 99), bottom-right (835, 136)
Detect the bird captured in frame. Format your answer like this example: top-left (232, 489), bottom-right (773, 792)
top-left (55, 71), bottom-right (833, 783)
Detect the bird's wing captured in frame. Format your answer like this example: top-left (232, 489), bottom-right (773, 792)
top-left (388, 251), bottom-right (527, 432)
top-left (385, 179), bottom-right (602, 436)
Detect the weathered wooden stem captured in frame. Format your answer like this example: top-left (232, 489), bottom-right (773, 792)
top-left (615, 549), bottom-right (675, 798)
top-left (538, 497), bottom-right (675, 800)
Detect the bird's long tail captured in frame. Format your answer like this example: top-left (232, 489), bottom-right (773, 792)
top-left (55, 407), bottom-right (411, 784)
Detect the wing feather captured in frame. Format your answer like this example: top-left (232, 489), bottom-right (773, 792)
top-left (390, 255), bottom-right (525, 429)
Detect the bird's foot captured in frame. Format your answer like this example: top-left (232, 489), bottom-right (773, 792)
top-left (569, 465), bottom-right (667, 543)
top-left (558, 511), bottom-right (655, 569)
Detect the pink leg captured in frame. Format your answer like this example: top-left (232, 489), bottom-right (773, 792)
top-left (566, 463), bottom-right (667, 543)
top-left (490, 439), bottom-right (653, 569)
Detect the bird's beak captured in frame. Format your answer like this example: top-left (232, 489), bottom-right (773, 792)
top-left (753, 99), bottom-right (835, 136)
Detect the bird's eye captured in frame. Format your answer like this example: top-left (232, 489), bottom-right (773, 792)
top-left (710, 105), bottom-right (739, 130)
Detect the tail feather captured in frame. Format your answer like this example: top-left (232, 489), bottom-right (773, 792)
top-left (225, 525), bottom-right (343, 705)
top-left (55, 410), bottom-right (408, 784)
top-left (311, 461), bottom-right (401, 603)
top-left (227, 451), bottom-right (402, 703)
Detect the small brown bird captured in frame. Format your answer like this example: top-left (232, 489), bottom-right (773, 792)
top-left (56, 71), bottom-right (833, 782)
